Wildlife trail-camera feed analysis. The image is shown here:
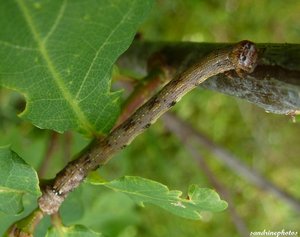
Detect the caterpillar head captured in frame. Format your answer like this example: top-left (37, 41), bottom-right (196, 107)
top-left (230, 40), bottom-right (258, 74)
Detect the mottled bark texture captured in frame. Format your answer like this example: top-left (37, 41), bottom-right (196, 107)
top-left (117, 41), bottom-right (300, 115)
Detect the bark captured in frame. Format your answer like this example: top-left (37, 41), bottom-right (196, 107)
top-left (118, 41), bottom-right (300, 115)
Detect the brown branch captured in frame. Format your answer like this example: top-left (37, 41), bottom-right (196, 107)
top-left (62, 132), bottom-right (72, 164)
top-left (162, 112), bottom-right (300, 212)
top-left (183, 143), bottom-right (249, 237)
top-left (118, 41), bottom-right (300, 116)
top-left (38, 41), bottom-right (259, 215)
top-left (114, 71), bottom-right (167, 128)
top-left (7, 209), bottom-right (44, 237)
top-left (38, 132), bottom-right (59, 178)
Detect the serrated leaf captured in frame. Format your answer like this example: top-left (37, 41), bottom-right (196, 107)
top-left (0, 147), bottom-right (41, 215)
top-left (88, 176), bottom-right (228, 220)
top-left (0, 0), bottom-right (153, 136)
top-left (46, 225), bottom-right (102, 237)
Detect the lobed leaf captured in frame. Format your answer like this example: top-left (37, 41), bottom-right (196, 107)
top-left (0, 147), bottom-right (41, 215)
top-left (0, 0), bottom-right (153, 136)
top-left (88, 175), bottom-right (228, 220)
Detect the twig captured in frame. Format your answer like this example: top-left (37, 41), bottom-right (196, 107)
top-left (114, 71), bottom-right (167, 128)
top-left (184, 143), bottom-right (249, 237)
top-left (38, 41), bottom-right (259, 214)
top-left (118, 41), bottom-right (300, 115)
top-left (38, 132), bottom-right (59, 178)
top-left (62, 132), bottom-right (72, 164)
top-left (51, 213), bottom-right (63, 228)
top-left (7, 208), bottom-right (44, 237)
top-left (162, 112), bottom-right (300, 212)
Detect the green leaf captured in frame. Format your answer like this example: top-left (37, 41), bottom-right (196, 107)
top-left (88, 176), bottom-right (228, 220)
top-left (0, 147), bottom-right (41, 215)
top-left (46, 225), bottom-right (102, 237)
top-left (0, 0), bottom-right (153, 136)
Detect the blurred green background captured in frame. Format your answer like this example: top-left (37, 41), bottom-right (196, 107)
top-left (1, 0), bottom-right (300, 236)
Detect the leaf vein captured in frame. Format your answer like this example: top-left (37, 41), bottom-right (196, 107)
top-left (75, 3), bottom-right (135, 100)
top-left (43, 0), bottom-right (68, 43)
top-left (16, 0), bottom-right (95, 134)
top-left (0, 187), bottom-right (23, 194)
top-left (0, 39), bottom-right (37, 51)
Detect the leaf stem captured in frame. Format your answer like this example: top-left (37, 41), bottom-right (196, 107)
top-left (7, 208), bottom-right (44, 237)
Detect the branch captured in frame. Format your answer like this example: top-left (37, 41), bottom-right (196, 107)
top-left (181, 143), bottom-right (249, 237)
top-left (38, 41), bottom-right (259, 214)
top-left (38, 132), bottom-right (59, 178)
top-left (162, 112), bottom-right (300, 212)
top-left (118, 41), bottom-right (300, 116)
top-left (114, 71), bottom-right (167, 127)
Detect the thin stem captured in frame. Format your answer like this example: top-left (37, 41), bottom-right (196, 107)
top-left (62, 131), bottom-right (72, 164)
top-left (162, 112), bottom-right (300, 212)
top-left (114, 71), bottom-right (167, 128)
top-left (38, 132), bottom-right (59, 178)
top-left (185, 144), bottom-right (249, 237)
top-left (7, 208), bottom-right (44, 237)
top-left (51, 213), bottom-right (63, 228)
top-left (163, 113), bottom-right (249, 236)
